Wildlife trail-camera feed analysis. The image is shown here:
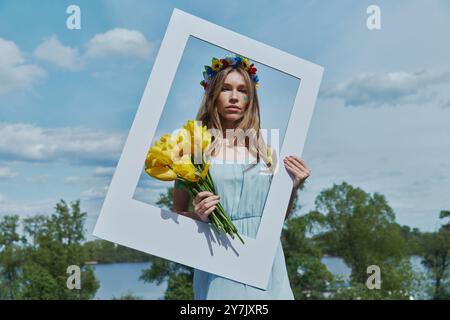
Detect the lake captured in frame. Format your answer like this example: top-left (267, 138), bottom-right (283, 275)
top-left (93, 262), bottom-right (167, 300)
top-left (92, 256), bottom-right (425, 300)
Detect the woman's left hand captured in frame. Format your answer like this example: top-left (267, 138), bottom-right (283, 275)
top-left (283, 155), bottom-right (311, 188)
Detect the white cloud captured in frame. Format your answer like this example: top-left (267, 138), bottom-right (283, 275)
top-left (0, 123), bottom-right (125, 166)
top-left (64, 176), bottom-right (86, 184)
top-left (0, 38), bottom-right (46, 96)
top-left (86, 28), bottom-right (153, 59)
top-left (321, 70), bottom-right (450, 107)
top-left (93, 166), bottom-right (115, 177)
top-left (0, 193), bottom-right (7, 203)
top-left (0, 198), bottom-right (55, 217)
top-left (34, 35), bottom-right (82, 71)
top-left (64, 167), bottom-right (115, 185)
top-left (0, 166), bottom-right (17, 179)
top-left (81, 185), bottom-right (108, 201)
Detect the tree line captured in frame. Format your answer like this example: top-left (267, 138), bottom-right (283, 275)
top-left (141, 182), bottom-right (449, 300)
top-left (0, 200), bottom-right (151, 299)
top-left (0, 182), bottom-right (448, 299)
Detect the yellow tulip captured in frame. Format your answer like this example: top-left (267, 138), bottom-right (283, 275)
top-left (183, 120), bottom-right (212, 154)
top-left (201, 126), bottom-right (212, 151)
top-left (159, 133), bottom-right (173, 144)
top-left (145, 166), bottom-right (177, 181)
top-left (143, 122), bottom-right (244, 244)
top-left (183, 120), bottom-right (199, 135)
top-left (146, 130), bottom-right (189, 168)
top-left (184, 120), bottom-right (202, 152)
top-left (145, 143), bottom-right (173, 168)
top-left (173, 128), bottom-right (192, 159)
top-left (172, 154), bottom-right (199, 182)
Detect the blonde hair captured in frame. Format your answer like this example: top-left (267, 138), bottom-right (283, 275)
top-left (196, 65), bottom-right (277, 172)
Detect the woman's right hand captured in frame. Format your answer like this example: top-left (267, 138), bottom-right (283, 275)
top-left (192, 191), bottom-right (220, 222)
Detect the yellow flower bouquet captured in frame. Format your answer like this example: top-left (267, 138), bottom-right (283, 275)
top-left (145, 120), bottom-right (245, 244)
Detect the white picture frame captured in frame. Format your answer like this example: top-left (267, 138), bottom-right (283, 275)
top-left (93, 8), bottom-right (323, 289)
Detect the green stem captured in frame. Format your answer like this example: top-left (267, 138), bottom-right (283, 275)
top-left (205, 172), bottom-right (216, 193)
top-left (179, 178), bottom-right (245, 244)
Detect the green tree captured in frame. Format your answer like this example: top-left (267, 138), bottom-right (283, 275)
top-left (0, 200), bottom-right (100, 299)
top-left (19, 263), bottom-right (59, 300)
top-left (440, 210), bottom-right (450, 221)
top-left (399, 225), bottom-right (423, 256)
top-left (140, 258), bottom-right (193, 300)
top-left (420, 210), bottom-right (450, 300)
top-left (83, 239), bottom-right (117, 264)
top-left (0, 215), bottom-right (26, 299)
top-left (19, 200), bottom-right (99, 299)
top-left (83, 239), bottom-right (152, 264)
top-left (312, 182), bottom-right (418, 299)
top-left (50, 200), bottom-right (86, 245)
top-left (282, 211), bottom-right (334, 299)
top-left (156, 187), bottom-right (174, 209)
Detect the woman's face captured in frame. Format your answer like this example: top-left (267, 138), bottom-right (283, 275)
top-left (216, 70), bottom-right (249, 128)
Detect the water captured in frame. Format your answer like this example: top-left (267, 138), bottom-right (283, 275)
top-left (92, 256), bottom-right (426, 300)
top-left (321, 256), bottom-right (426, 280)
top-left (92, 262), bottom-right (167, 300)
top-left (321, 256), bottom-right (351, 280)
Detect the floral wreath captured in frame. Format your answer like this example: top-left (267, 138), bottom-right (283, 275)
top-left (200, 54), bottom-right (259, 90)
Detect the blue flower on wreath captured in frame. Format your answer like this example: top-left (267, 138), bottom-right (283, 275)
top-left (200, 53), bottom-right (260, 90)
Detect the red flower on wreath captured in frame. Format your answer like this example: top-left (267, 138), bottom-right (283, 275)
top-left (220, 59), bottom-right (229, 68)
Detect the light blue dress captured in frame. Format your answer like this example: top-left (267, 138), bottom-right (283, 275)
top-left (193, 158), bottom-right (294, 300)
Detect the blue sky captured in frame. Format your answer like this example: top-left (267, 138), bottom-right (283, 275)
top-left (1, 0), bottom-right (449, 237)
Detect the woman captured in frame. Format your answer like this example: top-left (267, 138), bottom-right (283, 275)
top-left (172, 54), bottom-right (311, 299)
